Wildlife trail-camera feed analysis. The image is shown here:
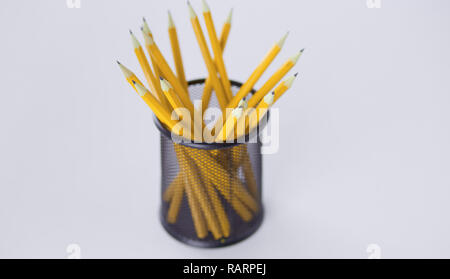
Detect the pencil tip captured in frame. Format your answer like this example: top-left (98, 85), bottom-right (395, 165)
top-left (168, 10), bottom-right (175, 28)
top-left (143, 17), bottom-right (147, 22)
top-left (132, 80), bottom-right (136, 84)
top-left (300, 48), bottom-right (305, 53)
top-left (294, 72), bottom-right (298, 77)
top-left (187, 1), bottom-right (196, 18)
top-left (226, 8), bottom-right (233, 24)
top-left (264, 91), bottom-right (275, 105)
top-left (159, 76), bottom-right (164, 80)
top-left (116, 60), bottom-right (121, 65)
top-left (277, 31), bottom-right (289, 48)
top-left (202, 0), bottom-right (210, 12)
top-left (129, 29), bottom-right (133, 35)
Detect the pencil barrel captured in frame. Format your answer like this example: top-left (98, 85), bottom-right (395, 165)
top-left (158, 79), bottom-right (264, 248)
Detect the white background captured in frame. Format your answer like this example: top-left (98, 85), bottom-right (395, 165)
top-left (1, 0), bottom-right (450, 258)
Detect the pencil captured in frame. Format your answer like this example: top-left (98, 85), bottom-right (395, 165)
top-left (226, 32), bottom-right (289, 110)
top-left (247, 49), bottom-right (303, 108)
top-left (188, 2), bottom-right (228, 111)
top-left (201, 8), bottom-right (233, 114)
top-left (168, 11), bottom-right (189, 92)
top-left (142, 30), bottom-right (194, 113)
top-left (202, 0), bottom-right (233, 102)
top-left (130, 30), bottom-right (166, 107)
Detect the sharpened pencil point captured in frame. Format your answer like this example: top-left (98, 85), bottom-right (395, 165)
top-left (300, 48), bottom-right (305, 53)
top-left (290, 50), bottom-right (303, 64)
top-left (226, 8), bottom-right (233, 24)
top-left (135, 83), bottom-right (147, 97)
top-left (168, 10), bottom-right (175, 28)
top-left (284, 75), bottom-right (297, 88)
top-left (160, 78), bottom-right (171, 92)
top-left (202, 0), bottom-right (210, 12)
top-left (187, 1), bottom-right (197, 19)
top-left (142, 29), bottom-right (154, 45)
top-left (116, 60), bottom-right (121, 65)
top-left (130, 30), bottom-right (141, 49)
top-left (264, 91), bottom-right (275, 105)
top-left (132, 80), bottom-right (136, 84)
top-left (294, 73), bottom-right (298, 77)
top-left (117, 62), bottom-right (134, 79)
top-left (142, 17), bottom-right (152, 35)
top-left (159, 76), bottom-right (164, 80)
top-left (129, 29), bottom-right (133, 35)
top-left (143, 17), bottom-right (147, 23)
top-left (277, 31), bottom-right (289, 48)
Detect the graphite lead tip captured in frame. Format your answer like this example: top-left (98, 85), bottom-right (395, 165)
top-left (294, 72), bottom-right (299, 77)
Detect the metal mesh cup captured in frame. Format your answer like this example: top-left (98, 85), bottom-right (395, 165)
top-left (155, 79), bottom-right (264, 248)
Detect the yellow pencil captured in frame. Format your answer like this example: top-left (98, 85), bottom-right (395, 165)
top-left (247, 49), bottom-right (303, 108)
top-left (130, 30), bottom-right (166, 106)
top-left (168, 11), bottom-right (189, 92)
top-left (211, 32), bottom-right (289, 129)
top-left (202, 0), bottom-right (233, 102)
top-left (161, 78), bottom-right (203, 141)
top-left (142, 30), bottom-right (194, 113)
top-left (220, 9), bottom-right (232, 50)
top-left (140, 23), bottom-right (171, 110)
top-left (201, 8), bottom-right (233, 114)
top-left (187, 2), bottom-right (228, 111)
top-left (160, 78), bottom-right (185, 114)
top-left (226, 32), bottom-right (289, 110)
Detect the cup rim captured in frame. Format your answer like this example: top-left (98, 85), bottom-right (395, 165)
top-left (153, 78), bottom-right (269, 150)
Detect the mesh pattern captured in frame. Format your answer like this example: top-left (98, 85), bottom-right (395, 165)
top-left (158, 79), bottom-right (263, 247)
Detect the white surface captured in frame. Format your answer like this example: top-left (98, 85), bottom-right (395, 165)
top-left (1, 0), bottom-right (450, 258)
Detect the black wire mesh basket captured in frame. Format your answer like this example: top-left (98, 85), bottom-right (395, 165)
top-left (155, 79), bottom-right (264, 248)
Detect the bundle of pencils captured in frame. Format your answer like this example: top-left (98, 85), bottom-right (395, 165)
top-left (118, 1), bottom-right (303, 240)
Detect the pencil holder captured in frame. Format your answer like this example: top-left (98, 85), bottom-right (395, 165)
top-left (156, 79), bottom-right (264, 248)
